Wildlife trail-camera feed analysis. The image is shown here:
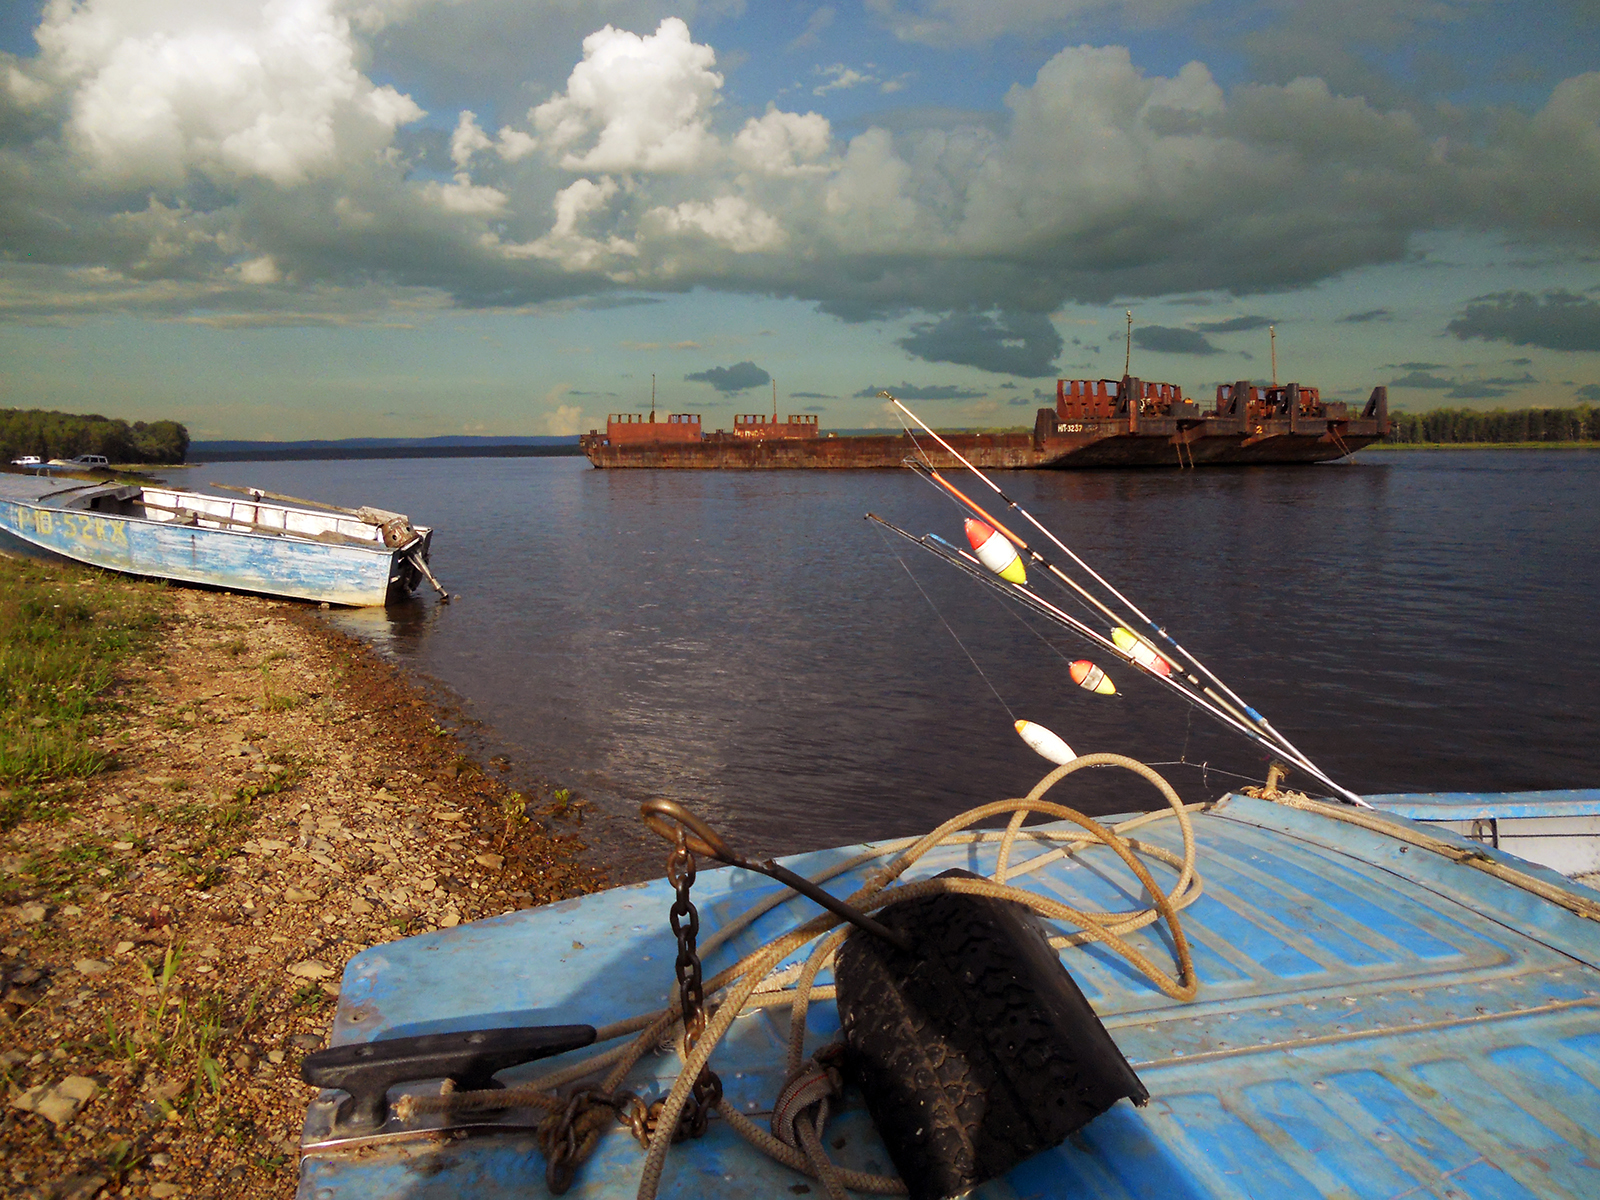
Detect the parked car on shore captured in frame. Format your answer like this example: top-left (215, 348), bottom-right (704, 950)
top-left (10, 455), bottom-right (42, 466)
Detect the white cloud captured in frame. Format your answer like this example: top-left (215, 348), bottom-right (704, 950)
top-left (421, 171), bottom-right (509, 214)
top-left (545, 402), bottom-right (585, 435)
top-left (498, 176), bottom-right (638, 270)
top-left (3, 8), bottom-right (1599, 356)
top-left (451, 107), bottom-right (536, 165)
top-left (813, 65), bottom-right (876, 96)
top-left (526, 17), bottom-right (724, 173)
top-left (731, 107), bottom-right (832, 176)
top-left (234, 255), bottom-right (282, 284)
top-left (450, 109), bottom-right (494, 167)
top-left (36, 0), bottom-right (424, 186)
top-left (645, 196), bottom-right (785, 252)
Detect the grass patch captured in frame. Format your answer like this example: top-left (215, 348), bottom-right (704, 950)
top-left (0, 560), bottom-right (170, 787)
top-left (96, 946), bottom-right (260, 1114)
top-left (0, 784), bottom-right (72, 833)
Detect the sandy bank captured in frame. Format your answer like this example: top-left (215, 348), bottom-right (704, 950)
top-left (1, 584), bottom-right (604, 1199)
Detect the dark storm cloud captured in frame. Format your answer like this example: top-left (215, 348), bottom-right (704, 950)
top-left (1444, 382), bottom-right (1513, 399)
top-left (1390, 371), bottom-right (1454, 388)
top-left (1447, 290), bottom-right (1600, 351)
top-left (1133, 326), bottom-right (1222, 355)
top-left (685, 361), bottom-right (771, 392)
top-left (1194, 315), bottom-right (1277, 333)
top-left (896, 310), bottom-right (1062, 376)
top-left (853, 382), bottom-right (986, 400)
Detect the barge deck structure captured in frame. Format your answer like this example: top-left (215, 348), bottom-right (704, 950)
top-left (579, 376), bottom-right (1390, 469)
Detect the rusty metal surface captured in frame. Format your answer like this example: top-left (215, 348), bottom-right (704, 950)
top-left (298, 793), bottom-right (1600, 1199)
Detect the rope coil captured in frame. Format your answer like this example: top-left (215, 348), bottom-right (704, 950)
top-left (401, 754), bottom-right (1203, 1197)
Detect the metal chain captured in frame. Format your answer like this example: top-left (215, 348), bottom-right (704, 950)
top-left (537, 829), bottom-right (727, 1193)
top-left (538, 1087), bottom-right (651, 1194)
top-left (665, 829), bottom-right (723, 1141)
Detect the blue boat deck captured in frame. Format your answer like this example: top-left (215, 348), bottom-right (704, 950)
top-left (297, 794), bottom-right (1600, 1199)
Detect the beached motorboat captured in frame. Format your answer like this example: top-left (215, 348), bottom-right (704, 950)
top-left (0, 472), bottom-right (438, 607)
top-left (293, 762), bottom-right (1600, 1199)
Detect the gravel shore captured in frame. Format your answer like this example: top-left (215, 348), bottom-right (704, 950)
top-left (1, 586), bottom-right (603, 1199)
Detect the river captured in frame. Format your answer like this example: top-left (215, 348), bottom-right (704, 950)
top-left (197, 450), bottom-right (1600, 878)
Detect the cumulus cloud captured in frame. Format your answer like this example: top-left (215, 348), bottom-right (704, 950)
top-left (4, 8), bottom-right (1600, 369)
top-left (1447, 290), bottom-right (1600, 352)
top-left (545, 403), bottom-right (585, 435)
top-left (645, 196), bottom-right (786, 251)
top-left (897, 310), bottom-right (1062, 375)
top-left (686, 361), bottom-right (771, 391)
top-left (731, 108), bottom-right (832, 176)
top-left (1133, 326), bottom-right (1222, 355)
top-left (526, 18), bottom-right (724, 173)
top-left (39, 0), bottom-right (423, 186)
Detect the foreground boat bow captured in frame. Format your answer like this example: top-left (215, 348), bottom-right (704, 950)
top-left (296, 783), bottom-right (1600, 1199)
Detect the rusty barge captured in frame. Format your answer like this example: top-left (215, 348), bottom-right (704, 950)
top-left (578, 377), bottom-right (1390, 469)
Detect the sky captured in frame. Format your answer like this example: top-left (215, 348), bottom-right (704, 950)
top-left (0, 0), bottom-right (1597, 441)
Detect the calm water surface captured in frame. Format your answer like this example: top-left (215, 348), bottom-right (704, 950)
top-left (199, 452), bottom-right (1600, 877)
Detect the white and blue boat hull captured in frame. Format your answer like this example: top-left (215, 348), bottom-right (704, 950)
top-left (0, 474), bottom-right (431, 607)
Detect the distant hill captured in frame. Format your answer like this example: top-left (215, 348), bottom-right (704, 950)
top-left (190, 435), bottom-right (583, 461)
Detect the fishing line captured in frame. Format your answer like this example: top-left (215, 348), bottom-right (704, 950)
top-left (871, 520), bottom-right (1016, 722)
top-left (1146, 760), bottom-right (1268, 787)
top-left (871, 513), bottom-right (1357, 804)
top-left (884, 400), bottom-right (1369, 807)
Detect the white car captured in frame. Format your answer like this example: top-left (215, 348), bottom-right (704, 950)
top-left (70, 454), bottom-right (109, 467)
top-left (10, 455), bottom-right (42, 466)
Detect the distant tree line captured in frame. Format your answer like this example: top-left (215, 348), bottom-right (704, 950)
top-left (1, 409), bottom-right (189, 464)
top-left (1386, 405), bottom-right (1595, 444)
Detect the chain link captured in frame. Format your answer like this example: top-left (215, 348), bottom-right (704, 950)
top-left (665, 829), bottom-right (723, 1141)
top-left (537, 828), bottom-right (725, 1193)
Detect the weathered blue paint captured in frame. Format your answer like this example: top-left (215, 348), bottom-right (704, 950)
top-left (0, 474), bottom-right (427, 606)
top-left (1364, 789), bottom-right (1600, 820)
top-left (297, 792), bottom-right (1600, 1199)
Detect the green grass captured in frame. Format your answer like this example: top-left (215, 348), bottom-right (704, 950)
top-left (0, 560), bottom-right (170, 786)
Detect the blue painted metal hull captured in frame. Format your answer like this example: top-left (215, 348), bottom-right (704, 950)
top-left (0, 475), bottom-right (428, 606)
top-left (297, 793), bottom-right (1600, 1199)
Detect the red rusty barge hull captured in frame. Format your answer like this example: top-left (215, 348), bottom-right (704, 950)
top-left (579, 379), bottom-right (1390, 470)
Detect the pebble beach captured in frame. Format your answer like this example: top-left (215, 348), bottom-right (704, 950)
top-left (1, 576), bottom-right (603, 1198)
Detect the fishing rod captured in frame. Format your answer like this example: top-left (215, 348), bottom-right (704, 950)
top-left (905, 459), bottom-right (1271, 738)
top-left (868, 514), bottom-right (1345, 786)
top-left (896, 397), bottom-right (1343, 791)
top-left (890, 395), bottom-right (1259, 714)
top-left (884, 394), bottom-right (1370, 807)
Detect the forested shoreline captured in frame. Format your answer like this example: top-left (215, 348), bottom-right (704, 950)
top-left (1385, 405), bottom-right (1594, 445)
top-left (0, 409), bottom-right (189, 464)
